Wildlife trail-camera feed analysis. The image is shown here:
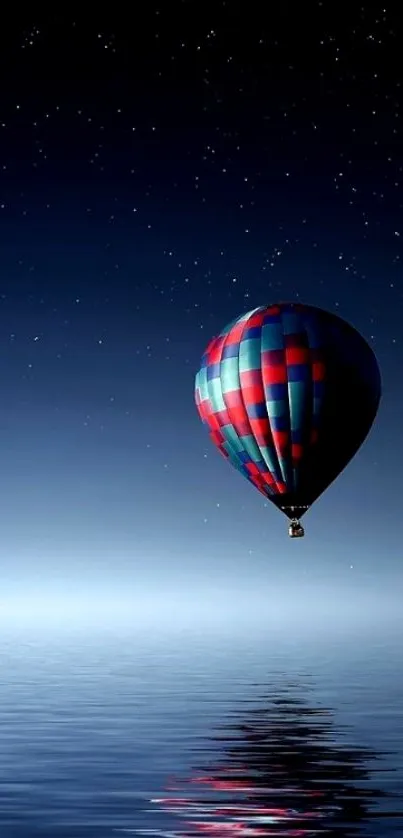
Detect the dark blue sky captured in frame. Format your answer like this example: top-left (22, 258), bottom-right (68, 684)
top-left (0, 6), bottom-right (402, 625)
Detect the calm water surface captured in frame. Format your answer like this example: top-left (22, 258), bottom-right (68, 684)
top-left (0, 621), bottom-right (402, 836)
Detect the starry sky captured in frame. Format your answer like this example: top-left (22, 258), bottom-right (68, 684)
top-left (0, 6), bottom-right (402, 627)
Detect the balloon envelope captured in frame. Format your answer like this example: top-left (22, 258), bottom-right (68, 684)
top-left (195, 303), bottom-right (381, 521)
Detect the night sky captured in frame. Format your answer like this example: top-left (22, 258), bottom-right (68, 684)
top-left (0, 6), bottom-right (402, 627)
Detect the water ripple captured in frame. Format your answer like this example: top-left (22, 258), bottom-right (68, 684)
top-left (0, 629), bottom-right (402, 836)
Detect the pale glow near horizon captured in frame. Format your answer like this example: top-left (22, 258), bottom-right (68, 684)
top-left (0, 581), bottom-right (401, 631)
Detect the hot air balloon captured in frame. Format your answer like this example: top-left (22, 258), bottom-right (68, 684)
top-left (195, 303), bottom-right (381, 537)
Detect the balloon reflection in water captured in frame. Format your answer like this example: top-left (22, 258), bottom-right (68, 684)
top-left (144, 681), bottom-right (395, 836)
